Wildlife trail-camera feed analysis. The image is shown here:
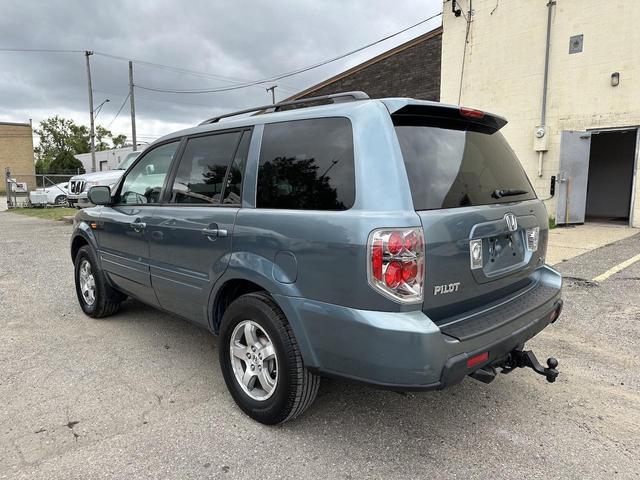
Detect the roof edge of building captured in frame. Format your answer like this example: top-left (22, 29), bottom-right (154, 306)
top-left (285, 26), bottom-right (443, 101)
top-left (0, 121), bottom-right (32, 128)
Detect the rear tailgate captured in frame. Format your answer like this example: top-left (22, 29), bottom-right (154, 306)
top-left (416, 203), bottom-right (548, 322)
top-left (388, 101), bottom-right (549, 322)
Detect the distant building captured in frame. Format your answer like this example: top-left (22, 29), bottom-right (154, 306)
top-left (75, 145), bottom-right (141, 172)
top-left (0, 121), bottom-right (36, 190)
top-left (290, 27), bottom-right (442, 101)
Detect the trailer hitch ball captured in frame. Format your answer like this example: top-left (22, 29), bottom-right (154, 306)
top-left (545, 357), bottom-right (559, 382)
top-left (501, 350), bottom-right (560, 383)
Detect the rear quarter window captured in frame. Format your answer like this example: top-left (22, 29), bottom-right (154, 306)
top-left (395, 123), bottom-right (536, 210)
top-left (256, 117), bottom-right (355, 210)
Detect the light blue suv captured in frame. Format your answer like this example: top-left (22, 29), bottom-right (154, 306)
top-left (71, 92), bottom-right (563, 424)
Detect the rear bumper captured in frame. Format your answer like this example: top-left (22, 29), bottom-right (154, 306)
top-left (273, 265), bottom-right (562, 390)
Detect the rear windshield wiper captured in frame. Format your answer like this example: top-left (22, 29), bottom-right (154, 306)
top-left (492, 188), bottom-right (528, 199)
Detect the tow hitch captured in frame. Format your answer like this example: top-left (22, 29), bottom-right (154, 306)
top-left (469, 349), bottom-right (559, 384)
top-left (499, 349), bottom-right (559, 383)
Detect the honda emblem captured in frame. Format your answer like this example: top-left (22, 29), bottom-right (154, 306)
top-left (504, 213), bottom-right (518, 232)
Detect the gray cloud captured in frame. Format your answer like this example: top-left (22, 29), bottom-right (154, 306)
top-left (0, 0), bottom-right (441, 143)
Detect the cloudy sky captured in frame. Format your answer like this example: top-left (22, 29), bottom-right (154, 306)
top-left (0, 0), bottom-right (442, 145)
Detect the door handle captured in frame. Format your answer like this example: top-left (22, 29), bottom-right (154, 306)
top-left (201, 228), bottom-right (228, 240)
top-left (130, 222), bottom-right (146, 232)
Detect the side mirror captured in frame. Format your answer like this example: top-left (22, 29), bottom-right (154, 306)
top-left (88, 185), bottom-right (111, 206)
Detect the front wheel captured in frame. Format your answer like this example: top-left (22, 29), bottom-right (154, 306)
top-left (74, 245), bottom-right (124, 318)
top-left (54, 195), bottom-right (68, 206)
top-left (219, 292), bottom-right (320, 424)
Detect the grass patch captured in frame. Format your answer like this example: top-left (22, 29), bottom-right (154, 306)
top-left (548, 217), bottom-right (557, 230)
top-left (6, 207), bottom-right (77, 221)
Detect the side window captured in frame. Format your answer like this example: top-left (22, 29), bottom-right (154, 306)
top-left (169, 132), bottom-right (242, 204)
top-left (222, 131), bottom-right (251, 205)
top-left (256, 117), bottom-right (355, 210)
top-left (118, 142), bottom-right (179, 205)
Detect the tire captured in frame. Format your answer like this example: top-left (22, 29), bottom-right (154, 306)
top-left (54, 195), bottom-right (68, 206)
top-left (219, 292), bottom-right (320, 425)
top-left (74, 245), bottom-right (125, 318)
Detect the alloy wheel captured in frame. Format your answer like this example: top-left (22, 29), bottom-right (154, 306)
top-left (229, 320), bottom-right (278, 401)
top-left (78, 259), bottom-right (96, 306)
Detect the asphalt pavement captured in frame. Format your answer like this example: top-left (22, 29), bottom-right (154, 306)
top-left (1, 212), bottom-right (639, 479)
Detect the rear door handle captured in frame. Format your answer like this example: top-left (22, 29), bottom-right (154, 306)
top-left (201, 228), bottom-right (228, 240)
top-left (130, 222), bottom-right (146, 232)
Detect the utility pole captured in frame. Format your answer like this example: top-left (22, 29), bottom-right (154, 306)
top-left (266, 85), bottom-right (277, 104)
top-left (85, 50), bottom-right (96, 172)
top-left (129, 60), bottom-right (137, 151)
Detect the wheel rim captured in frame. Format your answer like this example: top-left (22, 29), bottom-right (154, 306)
top-left (229, 320), bottom-right (278, 401)
top-left (78, 259), bottom-right (96, 306)
top-left (56, 196), bottom-right (68, 206)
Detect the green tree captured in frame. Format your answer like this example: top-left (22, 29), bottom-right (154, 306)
top-left (34, 116), bottom-right (128, 173)
top-left (34, 116), bottom-right (89, 174)
top-left (112, 134), bottom-right (127, 149)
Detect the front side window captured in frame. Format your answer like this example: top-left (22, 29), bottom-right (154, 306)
top-left (118, 142), bottom-right (178, 205)
top-left (170, 132), bottom-right (242, 204)
top-left (256, 117), bottom-right (355, 210)
top-left (117, 151), bottom-right (141, 170)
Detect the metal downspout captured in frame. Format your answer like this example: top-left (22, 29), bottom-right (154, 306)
top-left (538, 0), bottom-right (556, 177)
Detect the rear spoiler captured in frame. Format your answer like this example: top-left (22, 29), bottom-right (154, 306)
top-left (381, 99), bottom-right (508, 134)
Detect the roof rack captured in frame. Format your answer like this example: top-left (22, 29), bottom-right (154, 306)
top-left (198, 91), bottom-right (369, 125)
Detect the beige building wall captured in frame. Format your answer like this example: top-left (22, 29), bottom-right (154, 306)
top-left (0, 122), bottom-right (36, 191)
top-left (441, 0), bottom-right (640, 227)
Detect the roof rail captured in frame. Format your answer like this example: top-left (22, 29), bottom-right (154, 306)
top-left (198, 91), bottom-right (369, 125)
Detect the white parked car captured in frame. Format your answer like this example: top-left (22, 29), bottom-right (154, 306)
top-left (67, 151), bottom-right (142, 208)
top-left (32, 182), bottom-right (69, 205)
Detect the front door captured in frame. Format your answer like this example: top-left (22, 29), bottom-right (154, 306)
top-left (97, 141), bottom-right (180, 305)
top-left (556, 130), bottom-right (592, 225)
top-left (148, 129), bottom-right (251, 325)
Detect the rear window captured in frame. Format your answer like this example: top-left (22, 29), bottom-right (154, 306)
top-left (256, 117), bottom-right (355, 210)
top-left (395, 124), bottom-right (536, 210)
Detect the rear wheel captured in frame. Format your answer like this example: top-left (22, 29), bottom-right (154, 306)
top-left (219, 292), bottom-right (320, 424)
top-left (74, 245), bottom-right (124, 318)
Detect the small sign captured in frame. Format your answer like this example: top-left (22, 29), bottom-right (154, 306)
top-left (569, 34), bottom-right (583, 54)
top-left (9, 180), bottom-right (28, 193)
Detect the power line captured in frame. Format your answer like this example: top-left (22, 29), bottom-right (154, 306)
top-left (0, 48), bottom-right (84, 53)
top-left (92, 52), bottom-right (299, 92)
top-left (107, 92), bottom-right (130, 128)
top-left (2, 13), bottom-right (441, 99)
top-left (134, 12), bottom-right (443, 94)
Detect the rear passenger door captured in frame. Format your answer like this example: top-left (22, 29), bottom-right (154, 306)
top-left (147, 129), bottom-right (251, 325)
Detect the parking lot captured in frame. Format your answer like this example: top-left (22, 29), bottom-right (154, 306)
top-left (1, 212), bottom-right (639, 479)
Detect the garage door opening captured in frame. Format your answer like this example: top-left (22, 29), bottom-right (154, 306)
top-left (585, 129), bottom-right (637, 224)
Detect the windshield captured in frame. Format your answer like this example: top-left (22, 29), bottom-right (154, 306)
top-left (116, 152), bottom-right (141, 170)
top-left (394, 123), bottom-right (536, 210)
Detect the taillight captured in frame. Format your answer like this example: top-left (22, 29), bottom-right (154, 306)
top-left (460, 107), bottom-right (485, 119)
top-left (367, 227), bottom-right (424, 303)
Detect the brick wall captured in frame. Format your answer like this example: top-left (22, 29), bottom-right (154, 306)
top-left (299, 30), bottom-right (442, 101)
top-left (0, 122), bottom-right (36, 192)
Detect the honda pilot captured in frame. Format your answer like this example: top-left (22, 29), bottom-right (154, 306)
top-left (70, 92), bottom-right (563, 424)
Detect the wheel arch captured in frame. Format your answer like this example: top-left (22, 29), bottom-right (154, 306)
top-left (70, 225), bottom-right (99, 265)
top-left (210, 278), bottom-right (267, 334)
top-left (207, 267), bottom-right (318, 369)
